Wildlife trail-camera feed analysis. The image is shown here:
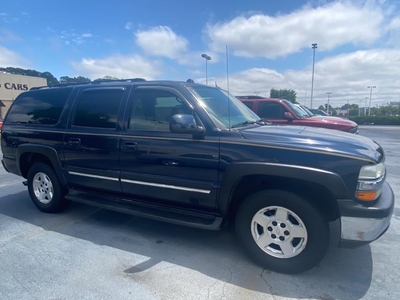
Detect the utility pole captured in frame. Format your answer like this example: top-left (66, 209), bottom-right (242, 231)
top-left (201, 54), bottom-right (211, 85)
top-left (367, 86), bottom-right (376, 116)
top-left (326, 92), bottom-right (332, 114)
top-left (310, 43), bottom-right (318, 108)
top-left (365, 97), bottom-right (369, 115)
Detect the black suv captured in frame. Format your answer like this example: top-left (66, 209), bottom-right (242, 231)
top-left (1, 79), bottom-right (394, 274)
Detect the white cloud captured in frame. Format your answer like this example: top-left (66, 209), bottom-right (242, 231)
top-left (0, 29), bottom-right (20, 42)
top-left (208, 49), bottom-right (400, 108)
top-left (135, 26), bottom-right (219, 66)
top-left (125, 22), bottom-right (133, 30)
top-left (135, 26), bottom-right (188, 59)
top-left (207, 1), bottom-right (386, 58)
top-left (71, 53), bottom-right (162, 80)
top-left (58, 30), bottom-right (92, 45)
top-left (0, 45), bottom-right (31, 67)
top-left (387, 16), bottom-right (400, 46)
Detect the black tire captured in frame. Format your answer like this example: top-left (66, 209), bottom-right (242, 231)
top-left (235, 189), bottom-right (329, 274)
top-left (27, 162), bottom-right (69, 213)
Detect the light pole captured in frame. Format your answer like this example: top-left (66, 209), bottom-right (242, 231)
top-left (367, 86), bottom-right (376, 116)
top-left (310, 43), bottom-right (318, 108)
top-left (326, 92), bottom-right (332, 114)
top-left (364, 97), bottom-right (369, 115)
top-left (359, 100), bottom-right (361, 116)
top-left (201, 53), bottom-right (211, 85)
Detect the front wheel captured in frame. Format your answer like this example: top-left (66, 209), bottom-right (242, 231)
top-left (235, 189), bottom-right (329, 274)
top-left (27, 162), bottom-right (69, 213)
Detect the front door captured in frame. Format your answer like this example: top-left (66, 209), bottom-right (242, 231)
top-left (119, 87), bottom-right (219, 212)
top-left (257, 101), bottom-right (291, 124)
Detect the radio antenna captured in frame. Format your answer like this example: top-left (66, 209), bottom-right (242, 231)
top-left (226, 45), bottom-right (231, 130)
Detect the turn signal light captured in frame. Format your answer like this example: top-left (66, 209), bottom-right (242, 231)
top-left (355, 191), bottom-right (378, 201)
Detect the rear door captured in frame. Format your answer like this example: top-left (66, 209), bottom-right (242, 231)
top-left (63, 86), bottom-right (129, 193)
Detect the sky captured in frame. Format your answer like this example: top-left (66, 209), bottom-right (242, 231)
top-left (1, 0), bottom-right (400, 109)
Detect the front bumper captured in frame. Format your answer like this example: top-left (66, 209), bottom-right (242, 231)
top-left (338, 181), bottom-right (394, 248)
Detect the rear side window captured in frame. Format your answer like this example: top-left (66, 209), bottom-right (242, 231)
top-left (73, 88), bottom-right (124, 129)
top-left (5, 88), bottom-right (72, 125)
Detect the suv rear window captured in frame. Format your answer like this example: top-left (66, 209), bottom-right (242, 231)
top-left (5, 88), bottom-right (72, 125)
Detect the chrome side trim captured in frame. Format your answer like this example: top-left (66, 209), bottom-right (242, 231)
top-left (68, 171), bottom-right (119, 181)
top-left (120, 179), bottom-right (211, 194)
top-left (340, 215), bottom-right (391, 242)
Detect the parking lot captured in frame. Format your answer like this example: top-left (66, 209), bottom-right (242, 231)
top-left (0, 125), bottom-right (399, 300)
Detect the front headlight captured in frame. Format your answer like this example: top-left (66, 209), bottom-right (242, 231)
top-left (358, 163), bottom-right (385, 180)
top-left (355, 162), bottom-right (385, 202)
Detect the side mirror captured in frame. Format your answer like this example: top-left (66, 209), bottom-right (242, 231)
top-left (284, 112), bottom-right (294, 121)
top-left (169, 114), bottom-right (205, 135)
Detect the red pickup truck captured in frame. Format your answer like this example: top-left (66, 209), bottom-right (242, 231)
top-left (237, 97), bottom-right (358, 134)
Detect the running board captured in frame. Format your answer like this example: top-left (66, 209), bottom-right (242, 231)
top-left (65, 189), bottom-right (223, 230)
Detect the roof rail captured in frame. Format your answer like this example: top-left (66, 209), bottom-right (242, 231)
top-left (235, 95), bottom-right (265, 99)
top-left (29, 78), bottom-right (147, 90)
top-left (30, 82), bottom-right (86, 90)
top-left (92, 78), bottom-right (146, 83)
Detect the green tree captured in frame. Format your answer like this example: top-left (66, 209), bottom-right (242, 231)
top-left (0, 67), bottom-right (59, 86)
top-left (103, 75), bottom-right (120, 80)
top-left (93, 75), bottom-right (121, 81)
top-left (340, 104), bottom-right (358, 110)
top-left (59, 76), bottom-right (91, 83)
top-left (270, 88), bottom-right (297, 103)
top-left (349, 108), bottom-right (359, 116)
top-left (374, 104), bottom-right (400, 116)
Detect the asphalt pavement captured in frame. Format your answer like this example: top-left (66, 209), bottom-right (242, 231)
top-left (0, 126), bottom-right (399, 300)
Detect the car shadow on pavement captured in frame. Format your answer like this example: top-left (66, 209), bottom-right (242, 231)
top-left (0, 191), bottom-right (373, 299)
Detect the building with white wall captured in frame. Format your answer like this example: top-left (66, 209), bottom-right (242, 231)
top-left (0, 73), bottom-right (47, 118)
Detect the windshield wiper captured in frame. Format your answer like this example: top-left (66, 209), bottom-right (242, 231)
top-left (230, 119), bottom-right (268, 128)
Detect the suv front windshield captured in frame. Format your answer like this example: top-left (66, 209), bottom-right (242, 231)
top-left (285, 100), bottom-right (309, 118)
top-left (187, 86), bottom-right (260, 129)
top-left (299, 105), bottom-right (315, 117)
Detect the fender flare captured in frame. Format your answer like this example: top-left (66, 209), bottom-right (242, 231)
top-left (218, 162), bottom-right (349, 215)
top-left (16, 144), bottom-right (67, 187)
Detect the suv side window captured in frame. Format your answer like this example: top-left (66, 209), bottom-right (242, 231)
top-left (73, 89), bottom-right (124, 129)
top-left (242, 101), bottom-right (254, 110)
top-left (5, 88), bottom-right (72, 125)
top-left (128, 89), bottom-right (191, 132)
top-left (258, 102), bottom-right (286, 119)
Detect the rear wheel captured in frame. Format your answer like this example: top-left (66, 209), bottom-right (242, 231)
top-left (27, 162), bottom-right (69, 213)
top-left (235, 189), bottom-right (329, 274)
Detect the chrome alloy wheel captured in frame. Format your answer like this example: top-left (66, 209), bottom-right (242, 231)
top-left (32, 172), bottom-right (54, 204)
top-left (251, 206), bottom-right (308, 259)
